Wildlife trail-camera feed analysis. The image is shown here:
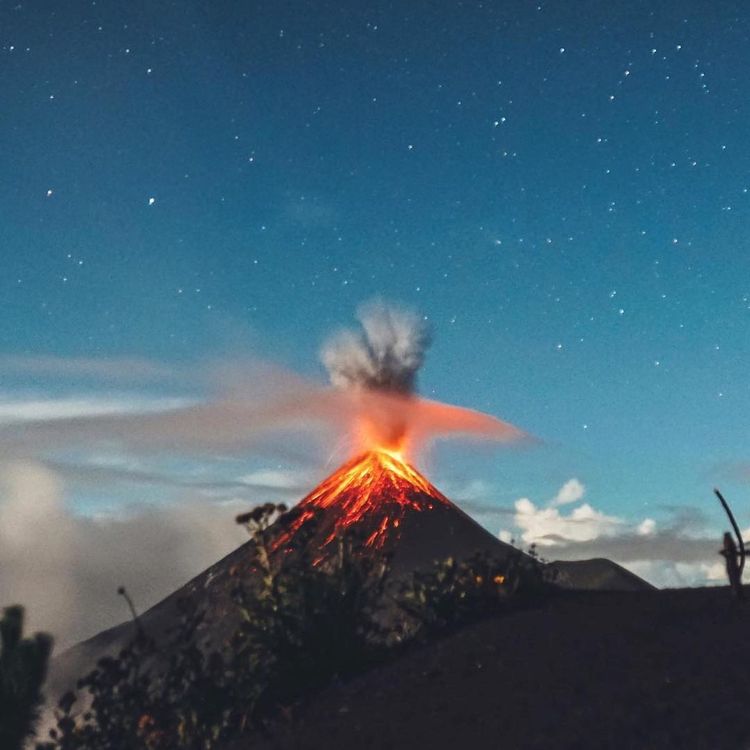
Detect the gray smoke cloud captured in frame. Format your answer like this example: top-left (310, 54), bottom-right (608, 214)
top-left (321, 301), bottom-right (432, 394)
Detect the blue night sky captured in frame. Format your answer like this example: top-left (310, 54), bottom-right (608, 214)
top-left (2, 0), bottom-right (750, 602)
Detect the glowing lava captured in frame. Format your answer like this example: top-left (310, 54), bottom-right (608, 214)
top-left (267, 385), bottom-right (529, 557)
top-left (273, 447), bottom-right (451, 552)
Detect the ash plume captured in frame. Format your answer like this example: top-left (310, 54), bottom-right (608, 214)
top-left (0, 308), bottom-right (528, 470)
top-left (321, 301), bottom-right (431, 394)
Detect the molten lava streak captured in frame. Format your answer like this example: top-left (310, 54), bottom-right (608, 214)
top-left (269, 387), bottom-right (529, 556)
top-left (273, 448), bottom-right (451, 552)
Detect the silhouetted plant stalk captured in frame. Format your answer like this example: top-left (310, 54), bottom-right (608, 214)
top-left (714, 489), bottom-right (746, 599)
top-left (116, 586), bottom-right (144, 638)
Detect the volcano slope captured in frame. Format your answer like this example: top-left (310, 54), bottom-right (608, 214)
top-left (239, 585), bottom-right (750, 750)
top-left (48, 449), bottom-right (651, 699)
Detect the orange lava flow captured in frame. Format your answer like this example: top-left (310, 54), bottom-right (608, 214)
top-left (273, 448), bottom-right (450, 552)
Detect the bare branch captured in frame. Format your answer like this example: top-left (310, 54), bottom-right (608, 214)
top-left (714, 488), bottom-right (745, 580)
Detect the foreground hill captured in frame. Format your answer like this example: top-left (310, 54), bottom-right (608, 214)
top-left (240, 586), bottom-right (749, 750)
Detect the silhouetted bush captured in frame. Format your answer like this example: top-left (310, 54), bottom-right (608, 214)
top-left (396, 549), bottom-right (546, 638)
top-left (40, 629), bottom-right (161, 750)
top-left (39, 504), bottom-right (392, 749)
top-left (231, 504), bottom-right (391, 719)
top-left (0, 605), bottom-right (53, 750)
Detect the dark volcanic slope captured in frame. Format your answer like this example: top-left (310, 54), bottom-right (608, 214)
top-left (47, 539), bottom-right (257, 700)
top-left (243, 586), bottom-right (750, 750)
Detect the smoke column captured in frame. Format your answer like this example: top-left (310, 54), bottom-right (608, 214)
top-left (321, 300), bottom-right (431, 394)
top-left (320, 301), bottom-right (527, 456)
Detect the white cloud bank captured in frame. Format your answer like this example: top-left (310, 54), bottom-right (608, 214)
top-left (500, 478), bottom-right (731, 589)
top-left (513, 496), bottom-right (625, 546)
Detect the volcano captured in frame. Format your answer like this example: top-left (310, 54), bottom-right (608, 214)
top-left (48, 450), bottom-right (653, 701)
top-left (48, 450), bottom-right (518, 697)
top-left (268, 448), bottom-right (510, 573)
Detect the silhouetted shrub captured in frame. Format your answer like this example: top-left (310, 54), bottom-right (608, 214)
top-left (396, 550), bottom-right (545, 638)
top-left (40, 629), bottom-right (162, 750)
top-left (231, 502), bottom-right (392, 718)
top-left (40, 504), bottom-right (392, 749)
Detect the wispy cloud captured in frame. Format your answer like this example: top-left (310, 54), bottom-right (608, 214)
top-left (0, 394), bottom-right (192, 426)
top-left (0, 355), bottom-right (176, 383)
top-left (0, 373), bottom-right (526, 466)
top-left (42, 458), bottom-right (318, 501)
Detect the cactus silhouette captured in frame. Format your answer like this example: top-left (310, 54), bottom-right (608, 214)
top-left (0, 606), bottom-right (53, 750)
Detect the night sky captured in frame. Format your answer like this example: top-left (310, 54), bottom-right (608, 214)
top-left (2, 0), bottom-right (750, 600)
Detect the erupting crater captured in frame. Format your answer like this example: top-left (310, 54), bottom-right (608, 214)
top-left (273, 448), bottom-right (453, 553)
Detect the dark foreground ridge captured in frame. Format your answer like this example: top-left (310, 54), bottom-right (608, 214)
top-left (240, 585), bottom-right (750, 750)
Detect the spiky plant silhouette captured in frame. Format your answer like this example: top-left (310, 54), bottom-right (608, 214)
top-left (0, 606), bottom-right (53, 750)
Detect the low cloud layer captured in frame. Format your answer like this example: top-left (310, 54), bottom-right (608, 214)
top-left (0, 460), bottom-right (252, 650)
top-left (500, 478), bottom-right (740, 588)
top-left (513, 496), bottom-right (625, 546)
